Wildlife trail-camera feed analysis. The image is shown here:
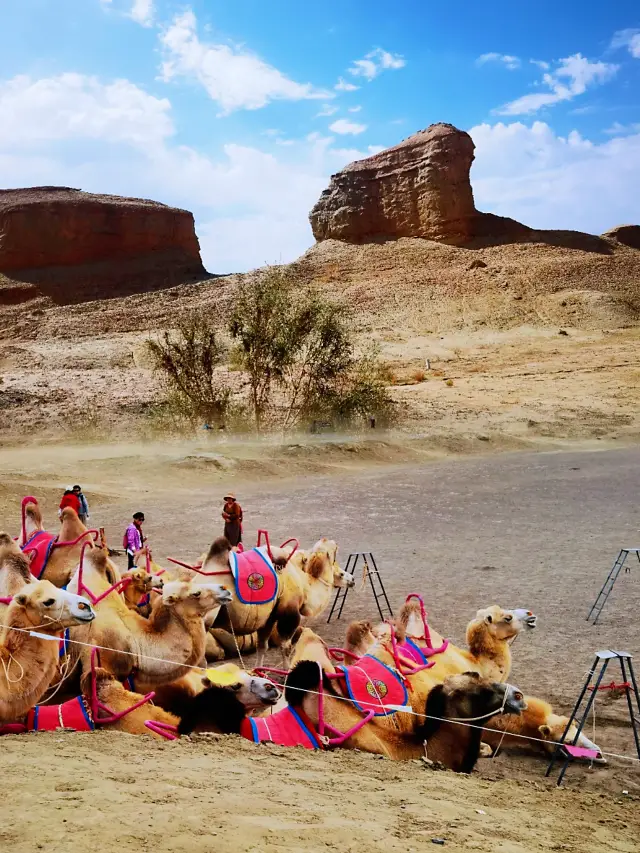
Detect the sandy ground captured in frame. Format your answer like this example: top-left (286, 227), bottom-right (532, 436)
top-left (0, 443), bottom-right (639, 853)
top-left (2, 731), bottom-right (639, 853)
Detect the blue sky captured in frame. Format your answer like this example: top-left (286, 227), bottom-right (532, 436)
top-left (1, 1), bottom-right (639, 271)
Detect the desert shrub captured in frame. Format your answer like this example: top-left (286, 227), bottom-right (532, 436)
top-left (146, 313), bottom-right (231, 427)
top-left (229, 266), bottom-right (394, 431)
top-left (412, 369), bottom-right (427, 383)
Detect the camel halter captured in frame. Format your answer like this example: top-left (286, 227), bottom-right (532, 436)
top-left (89, 647), bottom-right (155, 725)
top-left (76, 541), bottom-right (133, 606)
top-left (404, 593), bottom-right (449, 656)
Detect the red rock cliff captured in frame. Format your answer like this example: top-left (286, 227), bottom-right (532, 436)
top-left (0, 187), bottom-right (206, 298)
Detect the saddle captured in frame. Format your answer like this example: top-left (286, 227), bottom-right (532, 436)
top-left (240, 705), bottom-right (321, 750)
top-left (21, 530), bottom-right (57, 579)
top-left (229, 548), bottom-right (279, 606)
top-left (27, 696), bottom-right (95, 732)
top-left (337, 655), bottom-right (408, 717)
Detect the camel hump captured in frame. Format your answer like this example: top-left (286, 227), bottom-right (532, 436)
top-left (206, 537), bottom-right (232, 562)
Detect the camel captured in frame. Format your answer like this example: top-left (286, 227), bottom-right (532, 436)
top-left (202, 537), bottom-right (353, 665)
top-left (0, 534), bottom-right (34, 599)
top-left (121, 567), bottom-right (163, 617)
top-left (67, 546), bottom-right (232, 686)
top-left (179, 658), bottom-right (526, 770)
top-left (136, 662), bottom-right (280, 718)
top-left (482, 695), bottom-right (604, 761)
top-left (0, 580), bottom-right (95, 722)
top-left (19, 499), bottom-right (97, 588)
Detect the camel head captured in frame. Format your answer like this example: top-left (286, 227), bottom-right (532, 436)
top-left (429, 672), bottom-right (527, 722)
top-left (123, 567), bottom-right (163, 595)
top-left (10, 580), bottom-right (95, 631)
top-left (345, 620), bottom-right (377, 656)
top-left (538, 714), bottom-right (605, 763)
top-left (202, 663), bottom-right (280, 710)
top-left (469, 605), bottom-right (537, 644)
top-left (306, 539), bottom-right (354, 589)
top-left (0, 534), bottom-right (33, 589)
top-left (162, 580), bottom-right (233, 618)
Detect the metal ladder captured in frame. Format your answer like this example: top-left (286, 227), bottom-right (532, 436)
top-left (587, 548), bottom-right (640, 624)
top-left (327, 552), bottom-right (393, 623)
top-left (546, 650), bottom-right (640, 786)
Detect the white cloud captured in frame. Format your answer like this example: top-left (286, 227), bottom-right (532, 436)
top-left (159, 10), bottom-right (330, 114)
top-left (348, 105), bottom-right (362, 113)
top-left (470, 120), bottom-right (640, 233)
top-left (497, 53), bottom-right (619, 115)
top-left (316, 103), bottom-right (339, 117)
top-left (604, 121), bottom-right (640, 136)
top-left (610, 28), bottom-right (640, 58)
top-left (348, 48), bottom-right (406, 81)
top-left (329, 118), bottom-right (367, 135)
top-left (0, 73), bottom-right (173, 148)
top-left (530, 59), bottom-right (550, 70)
top-left (129, 0), bottom-right (153, 27)
top-left (477, 53), bottom-right (521, 70)
top-left (335, 77), bottom-right (359, 92)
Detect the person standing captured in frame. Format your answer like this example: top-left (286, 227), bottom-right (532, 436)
top-left (222, 494), bottom-right (243, 547)
top-left (73, 485), bottom-right (90, 525)
top-left (59, 486), bottom-right (81, 518)
top-left (124, 512), bottom-right (146, 569)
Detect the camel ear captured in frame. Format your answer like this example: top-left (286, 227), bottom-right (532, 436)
top-left (462, 671), bottom-right (481, 680)
top-left (539, 724), bottom-right (552, 737)
top-left (14, 593), bottom-right (28, 606)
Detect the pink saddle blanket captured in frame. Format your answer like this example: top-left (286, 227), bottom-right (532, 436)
top-left (21, 530), bottom-right (57, 579)
top-left (241, 706), bottom-right (320, 749)
top-left (339, 655), bottom-right (408, 717)
top-left (229, 548), bottom-right (279, 606)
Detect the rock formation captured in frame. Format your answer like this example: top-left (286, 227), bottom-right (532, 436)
top-left (310, 123), bottom-right (527, 245)
top-left (0, 187), bottom-right (206, 301)
top-left (601, 225), bottom-right (640, 250)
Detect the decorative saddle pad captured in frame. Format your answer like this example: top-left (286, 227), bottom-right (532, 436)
top-left (27, 696), bottom-right (95, 732)
top-left (21, 530), bottom-right (57, 579)
top-left (339, 655), bottom-right (408, 717)
top-left (241, 706), bottom-right (320, 750)
top-left (229, 548), bottom-right (279, 606)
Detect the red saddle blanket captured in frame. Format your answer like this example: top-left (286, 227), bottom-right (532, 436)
top-left (240, 706), bottom-right (320, 749)
top-left (229, 548), bottom-right (279, 606)
top-left (338, 655), bottom-right (409, 717)
top-left (26, 697), bottom-right (95, 732)
top-left (21, 530), bottom-right (57, 579)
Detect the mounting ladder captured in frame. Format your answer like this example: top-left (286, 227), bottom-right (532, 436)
top-left (587, 548), bottom-right (640, 624)
top-left (545, 649), bottom-right (640, 786)
top-left (326, 552), bottom-right (393, 624)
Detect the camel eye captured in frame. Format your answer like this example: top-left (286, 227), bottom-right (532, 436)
top-left (43, 598), bottom-right (56, 607)
top-left (513, 691), bottom-right (523, 701)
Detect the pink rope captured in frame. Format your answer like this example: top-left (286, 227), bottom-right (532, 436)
top-left (404, 593), bottom-right (449, 656)
top-left (90, 647), bottom-right (155, 725)
top-left (386, 620), bottom-right (435, 676)
top-left (144, 720), bottom-right (179, 740)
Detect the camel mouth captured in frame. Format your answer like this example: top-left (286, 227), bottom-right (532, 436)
top-left (74, 609), bottom-right (96, 623)
top-left (510, 609), bottom-right (537, 629)
top-left (216, 590), bottom-right (233, 606)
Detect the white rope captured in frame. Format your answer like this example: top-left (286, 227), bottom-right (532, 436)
top-left (3, 621), bottom-right (640, 764)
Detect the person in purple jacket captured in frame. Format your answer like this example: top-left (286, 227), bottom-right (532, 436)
top-left (123, 512), bottom-right (146, 569)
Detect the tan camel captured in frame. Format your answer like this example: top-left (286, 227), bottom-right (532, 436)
top-left (0, 581), bottom-right (95, 722)
top-left (68, 546), bottom-right (232, 686)
top-left (482, 695), bottom-right (604, 761)
top-left (202, 537), bottom-right (353, 664)
top-left (20, 500), bottom-right (96, 588)
top-left (121, 567), bottom-right (163, 617)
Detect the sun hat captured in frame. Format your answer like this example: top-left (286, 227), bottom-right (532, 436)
top-left (223, 493), bottom-right (236, 501)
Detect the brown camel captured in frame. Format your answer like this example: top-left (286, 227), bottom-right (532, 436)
top-left (179, 659), bottom-right (526, 771)
top-left (121, 567), bottom-right (163, 617)
top-left (0, 534), bottom-right (34, 599)
top-left (0, 581), bottom-right (95, 722)
top-left (482, 695), bottom-right (604, 761)
top-left (68, 546), bottom-right (232, 686)
top-left (20, 499), bottom-right (96, 588)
